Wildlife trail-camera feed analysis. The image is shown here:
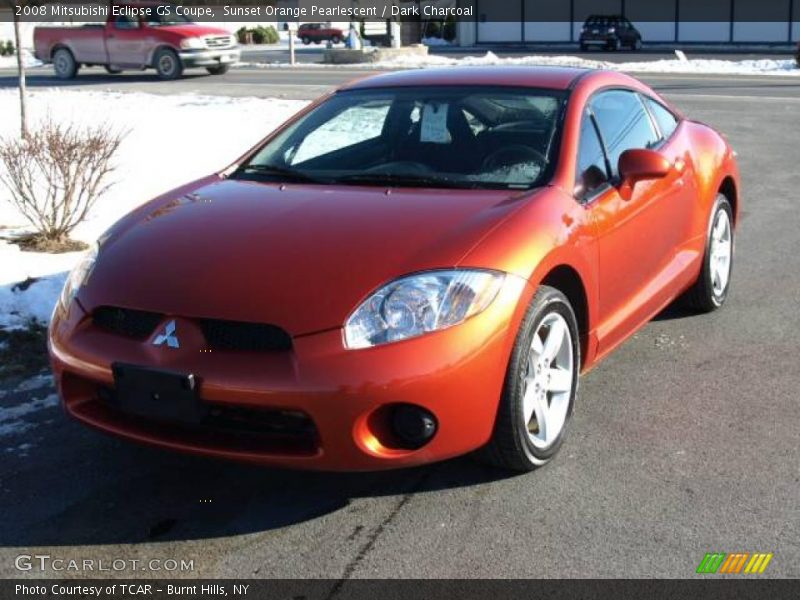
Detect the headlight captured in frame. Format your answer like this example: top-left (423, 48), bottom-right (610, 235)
top-left (344, 269), bottom-right (504, 349)
top-left (180, 37), bottom-right (206, 50)
top-left (59, 243), bottom-right (98, 310)
top-left (608, 27), bottom-right (616, 33)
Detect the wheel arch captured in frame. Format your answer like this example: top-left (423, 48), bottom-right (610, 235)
top-left (147, 44), bottom-right (181, 68)
top-left (50, 43), bottom-right (73, 60)
top-left (718, 176), bottom-right (738, 226)
top-left (539, 264), bottom-right (590, 368)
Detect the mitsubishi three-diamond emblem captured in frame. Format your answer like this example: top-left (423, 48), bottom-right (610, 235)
top-left (153, 319), bottom-right (180, 348)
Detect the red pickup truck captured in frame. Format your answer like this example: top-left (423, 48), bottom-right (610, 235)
top-left (34, 3), bottom-right (239, 80)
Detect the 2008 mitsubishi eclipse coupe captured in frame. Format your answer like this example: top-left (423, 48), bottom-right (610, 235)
top-left (49, 67), bottom-right (740, 472)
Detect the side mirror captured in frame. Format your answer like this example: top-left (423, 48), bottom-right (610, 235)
top-left (618, 148), bottom-right (671, 200)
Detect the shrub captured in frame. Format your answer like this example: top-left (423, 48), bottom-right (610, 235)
top-left (250, 27), bottom-right (266, 44)
top-left (262, 25), bottom-right (280, 44)
top-left (236, 27), bottom-right (249, 44)
top-left (0, 121), bottom-right (124, 248)
top-left (0, 40), bottom-right (14, 57)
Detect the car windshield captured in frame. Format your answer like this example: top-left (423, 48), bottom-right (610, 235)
top-left (144, 13), bottom-right (192, 26)
top-left (234, 86), bottom-right (566, 190)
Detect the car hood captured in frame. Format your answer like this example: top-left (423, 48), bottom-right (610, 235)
top-left (81, 177), bottom-right (525, 336)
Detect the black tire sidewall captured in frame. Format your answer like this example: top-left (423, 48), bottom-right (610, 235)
top-left (155, 49), bottom-right (182, 79)
top-left (54, 48), bottom-right (76, 79)
top-left (703, 196), bottom-right (735, 308)
top-left (506, 288), bottom-right (580, 465)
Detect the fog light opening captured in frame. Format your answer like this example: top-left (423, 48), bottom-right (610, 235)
top-left (390, 404), bottom-right (437, 450)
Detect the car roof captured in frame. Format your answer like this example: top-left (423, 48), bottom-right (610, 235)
top-left (341, 67), bottom-right (592, 92)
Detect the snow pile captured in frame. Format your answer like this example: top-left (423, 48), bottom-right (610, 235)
top-left (0, 90), bottom-right (307, 329)
top-left (369, 50), bottom-right (800, 76)
top-left (0, 49), bottom-right (43, 69)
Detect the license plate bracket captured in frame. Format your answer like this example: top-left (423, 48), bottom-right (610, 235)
top-left (112, 363), bottom-right (206, 424)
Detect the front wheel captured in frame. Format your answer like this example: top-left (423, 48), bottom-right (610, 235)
top-left (477, 286), bottom-right (580, 472)
top-left (53, 48), bottom-right (78, 79)
top-left (206, 64), bottom-right (230, 75)
top-left (154, 48), bottom-right (183, 80)
top-left (684, 195), bottom-right (734, 312)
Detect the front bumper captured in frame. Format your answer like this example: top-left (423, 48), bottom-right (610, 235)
top-left (49, 276), bottom-right (529, 471)
top-left (178, 48), bottom-right (240, 67)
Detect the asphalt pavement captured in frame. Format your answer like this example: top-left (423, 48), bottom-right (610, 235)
top-left (0, 62), bottom-right (799, 579)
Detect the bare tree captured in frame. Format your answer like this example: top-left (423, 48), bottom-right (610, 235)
top-left (0, 121), bottom-right (125, 249)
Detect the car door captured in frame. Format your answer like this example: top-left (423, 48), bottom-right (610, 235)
top-left (581, 89), bottom-right (690, 355)
top-left (105, 15), bottom-right (148, 67)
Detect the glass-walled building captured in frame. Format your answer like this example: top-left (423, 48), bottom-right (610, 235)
top-left (456, 0), bottom-right (800, 45)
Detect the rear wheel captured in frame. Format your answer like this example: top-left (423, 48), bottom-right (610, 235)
top-left (206, 64), bottom-right (230, 75)
top-left (477, 286), bottom-right (580, 472)
top-left (684, 195), bottom-right (734, 312)
top-left (154, 48), bottom-right (183, 80)
top-left (632, 37), bottom-right (643, 50)
top-left (53, 48), bottom-right (78, 79)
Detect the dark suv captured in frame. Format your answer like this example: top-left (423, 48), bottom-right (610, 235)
top-left (579, 15), bottom-right (642, 51)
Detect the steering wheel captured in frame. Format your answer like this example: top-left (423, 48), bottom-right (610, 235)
top-left (482, 145), bottom-right (546, 172)
top-left (366, 161), bottom-right (433, 174)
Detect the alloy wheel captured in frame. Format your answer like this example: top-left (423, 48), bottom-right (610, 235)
top-left (521, 312), bottom-right (574, 449)
top-left (709, 209), bottom-right (732, 297)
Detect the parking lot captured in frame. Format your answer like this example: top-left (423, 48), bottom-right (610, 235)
top-left (0, 66), bottom-right (799, 578)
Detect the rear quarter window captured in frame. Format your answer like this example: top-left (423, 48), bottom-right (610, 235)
top-left (644, 97), bottom-right (680, 140)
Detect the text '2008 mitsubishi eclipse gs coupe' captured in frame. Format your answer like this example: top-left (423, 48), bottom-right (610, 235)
top-left (49, 67), bottom-right (740, 472)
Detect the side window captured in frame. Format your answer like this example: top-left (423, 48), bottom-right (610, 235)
top-left (590, 90), bottom-right (659, 178)
top-left (644, 97), bottom-right (679, 140)
top-left (290, 101), bottom-right (391, 164)
top-left (575, 112), bottom-right (609, 200)
top-left (114, 15), bottom-right (139, 30)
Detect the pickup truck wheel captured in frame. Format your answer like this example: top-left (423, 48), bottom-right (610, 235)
top-left (154, 48), bottom-right (183, 80)
top-left (104, 66), bottom-right (122, 74)
top-left (301, 36), bottom-right (311, 45)
top-left (206, 64), bottom-right (230, 75)
top-left (53, 48), bottom-right (78, 80)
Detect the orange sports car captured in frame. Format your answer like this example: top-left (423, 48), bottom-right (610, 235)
top-left (49, 67), bottom-right (740, 472)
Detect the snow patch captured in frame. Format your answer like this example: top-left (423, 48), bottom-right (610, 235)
top-left (0, 49), bottom-right (42, 69)
top-left (0, 393), bottom-right (59, 437)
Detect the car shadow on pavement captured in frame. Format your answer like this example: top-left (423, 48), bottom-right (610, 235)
top-left (0, 407), bottom-right (514, 547)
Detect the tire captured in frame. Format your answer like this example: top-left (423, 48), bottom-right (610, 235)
top-left (683, 194), bottom-right (734, 313)
top-left (104, 65), bottom-right (122, 74)
top-left (53, 48), bottom-right (78, 80)
top-left (206, 64), bottom-right (230, 75)
top-left (633, 37), bottom-right (643, 51)
top-left (477, 285), bottom-right (580, 472)
top-left (301, 36), bottom-right (311, 45)
top-left (154, 48), bottom-right (183, 80)
top-left (331, 35), bottom-right (341, 44)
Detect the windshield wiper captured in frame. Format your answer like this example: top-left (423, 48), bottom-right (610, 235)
top-left (332, 173), bottom-right (469, 189)
top-left (234, 164), bottom-right (328, 184)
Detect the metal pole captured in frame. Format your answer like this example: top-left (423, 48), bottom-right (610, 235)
top-left (289, 26), bottom-right (296, 66)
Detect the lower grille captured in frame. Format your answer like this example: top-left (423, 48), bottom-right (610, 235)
top-left (93, 306), bottom-right (162, 340)
top-left (199, 318), bottom-right (292, 352)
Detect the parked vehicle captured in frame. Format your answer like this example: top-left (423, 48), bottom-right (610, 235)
top-left (297, 22), bottom-right (344, 45)
top-left (50, 67), bottom-right (740, 472)
top-left (580, 15), bottom-right (642, 51)
top-left (33, 2), bottom-right (239, 80)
